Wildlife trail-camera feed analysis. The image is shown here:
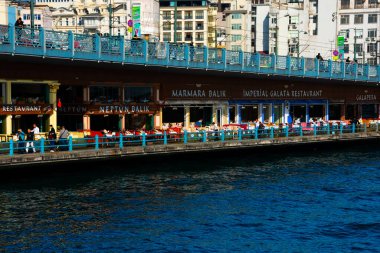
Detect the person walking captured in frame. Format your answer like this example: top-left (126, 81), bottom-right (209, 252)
top-left (58, 126), bottom-right (70, 151)
top-left (25, 129), bottom-right (36, 153)
top-left (48, 125), bottom-right (56, 152)
top-left (17, 129), bottom-right (25, 154)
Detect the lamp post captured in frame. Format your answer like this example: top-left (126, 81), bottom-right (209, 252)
top-left (297, 30), bottom-right (307, 58)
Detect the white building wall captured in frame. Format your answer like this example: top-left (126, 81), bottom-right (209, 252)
top-left (255, 5), bottom-right (270, 53)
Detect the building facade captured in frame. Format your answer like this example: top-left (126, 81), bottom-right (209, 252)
top-left (159, 0), bottom-right (216, 47)
top-left (337, 0), bottom-right (380, 64)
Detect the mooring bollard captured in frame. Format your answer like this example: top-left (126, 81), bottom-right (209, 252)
top-left (119, 134), bottom-right (123, 149)
top-left (9, 139), bottom-right (14, 156)
top-left (95, 135), bottom-right (99, 150)
top-left (184, 130), bottom-right (188, 144)
top-left (69, 136), bottom-right (73, 151)
top-left (164, 131), bottom-right (168, 145)
top-left (40, 137), bottom-right (45, 154)
top-left (142, 132), bottom-right (146, 147)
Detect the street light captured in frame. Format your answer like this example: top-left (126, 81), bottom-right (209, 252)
top-left (297, 30), bottom-right (307, 58)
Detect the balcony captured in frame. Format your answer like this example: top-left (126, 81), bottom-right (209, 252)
top-left (195, 15), bottom-right (204, 19)
top-left (340, 4), bottom-right (350, 9)
top-left (185, 37), bottom-right (193, 41)
top-left (184, 26), bottom-right (193, 31)
top-left (184, 15), bottom-right (193, 20)
top-left (355, 3), bottom-right (364, 9)
top-left (196, 25), bottom-right (204, 30)
top-left (195, 37), bottom-right (204, 41)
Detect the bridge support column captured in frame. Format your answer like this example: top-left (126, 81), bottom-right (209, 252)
top-left (284, 102), bottom-right (290, 124)
top-left (184, 106), bottom-right (190, 130)
top-left (3, 81), bottom-right (12, 134)
top-left (259, 104), bottom-right (264, 123)
top-left (155, 108), bottom-right (162, 129)
top-left (235, 105), bottom-right (241, 124)
top-left (83, 115), bottom-right (90, 130)
top-left (119, 115), bottom-right (125, 131)
top-left (222, 104), bottom-right (228, 126)
top-left (48, 83), bottom-right (60, 130)
top-left (212, 105), bottom-right (217, 125)
top-left (340, 105), bottom-right (346, 120)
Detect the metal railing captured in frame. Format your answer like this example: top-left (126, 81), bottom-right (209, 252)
top-left (0, 25), bottom-right (379, 83)
top-left (1, 123), bottom-right (378, 157)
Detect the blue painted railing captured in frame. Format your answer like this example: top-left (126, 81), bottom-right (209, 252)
top-left (0, 25), bottom-right (379, 83)
top-left (0, 123), bottom-right (378, 156)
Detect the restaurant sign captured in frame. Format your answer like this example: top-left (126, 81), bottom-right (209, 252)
top-left (0, 104), bottom-right (53, 115)
top-left (242, 89), bottom-right (323, 99)
top-left (58, 104), bottom-right (159, 115)
top-left (170, 89), bottom-right (227, 99)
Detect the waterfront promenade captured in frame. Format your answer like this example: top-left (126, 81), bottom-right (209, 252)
top-left (0, 125), bottom-right (379, 169)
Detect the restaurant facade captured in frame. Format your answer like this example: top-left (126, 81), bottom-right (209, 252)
top-left (0, 56), bottom-right (379, 135)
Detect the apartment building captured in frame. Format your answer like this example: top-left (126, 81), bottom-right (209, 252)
top-left (159, 0), bottom-right (215, 47)
top-left (32, 0), bottom-right (159, 40)
top-left (337, 0), bottom-right (380, 64)
top-left (223, 0), bottom-right (251, 52)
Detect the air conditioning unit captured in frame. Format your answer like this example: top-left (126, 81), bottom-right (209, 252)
top-left (365, 38), bottom-right (371, 42)
top-left (358, 52), bottom-right (363, 56)
top-left (344, 38), bottom-right (348, 42)
top-left (292, 24), bottom-right (298, 30)
top-left (370, 52), bottom-right (376, 56)
top-left (371, 37), bottom-right (376, 41)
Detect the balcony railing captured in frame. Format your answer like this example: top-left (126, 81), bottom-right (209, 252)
top-left (0, 25), bottom-right (379, 83)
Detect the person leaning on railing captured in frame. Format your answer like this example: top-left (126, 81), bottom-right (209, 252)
top-left (58, 126), bottom-right (70, 151)
top-left (14, 17), bottom-right (24, 41)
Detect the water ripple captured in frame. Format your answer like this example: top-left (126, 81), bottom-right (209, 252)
top-left (0, 148), bottom-right (380, 252)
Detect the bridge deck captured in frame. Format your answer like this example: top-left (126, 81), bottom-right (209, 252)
top-left (0, 25), bottom-right (379, 83)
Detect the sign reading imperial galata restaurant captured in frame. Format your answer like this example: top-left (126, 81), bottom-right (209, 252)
top-left (0, 105), bottom-right (53, 115)
top-left (242, 89), bottom-right (323, 98)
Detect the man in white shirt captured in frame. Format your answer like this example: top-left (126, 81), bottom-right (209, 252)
top-left (31, 123), bottom-right (40, 134)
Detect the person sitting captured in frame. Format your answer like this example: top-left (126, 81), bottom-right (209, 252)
top-left (316, 53), bottom-right (324, 61)
top-left (195, 119), bottom-right (203, 128)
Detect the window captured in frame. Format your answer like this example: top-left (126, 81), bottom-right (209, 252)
top-left (340, 15), bottom-right (349, 25)
top-left (231, 45), bottom-right (241, 51)
top-left (195, 11), bottom-right (204, 19)
top-left (344, 44), bottom-right (349, 53)
top-left (369, 0), bottom-right (378, 8)
top-left (367, 43), bottom-right (377, 53)
top-left (354, 44), bottom-right (363, 53)
top-left (163, 11), bottom-right (171, 20)
top-left (355, 29), bottom-right (363, 39)
top-left (368, 29), bottom-right (377, 38)
top-left (231, 35), bottom-right (242, 42)
top-left (354, 14), bottom-right (363, 24)
top-left (339, 29), bottom-right (350, 38)
top-left (341, 0), bottom-right (350, 9)
top-left (290, 16), bottom-right (299, 24)
top-left (368, 14), bottom-right (377, 24)
top-left (163, 33), bottom-right (171, 41)
top-left (354, 0), bottom-right (364, 8)
top-left (232, 24), bottom-right (242, 30)
top-left (124, 87), bottom-right (152, 103)
top-left (65, 18), bottom-right (69, 26)
top-left (231, 14), bottom-right (241, 19)
top-left (90, 86), bottom-right (119, 103)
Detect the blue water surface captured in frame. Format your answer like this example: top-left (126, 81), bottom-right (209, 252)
top-left (0, 148), bottom-right (380, 252)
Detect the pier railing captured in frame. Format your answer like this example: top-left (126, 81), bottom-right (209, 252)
top-left (0, 25), bottom-right (379, 83)
top-left (1, 123), bottom-right (379, 156)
